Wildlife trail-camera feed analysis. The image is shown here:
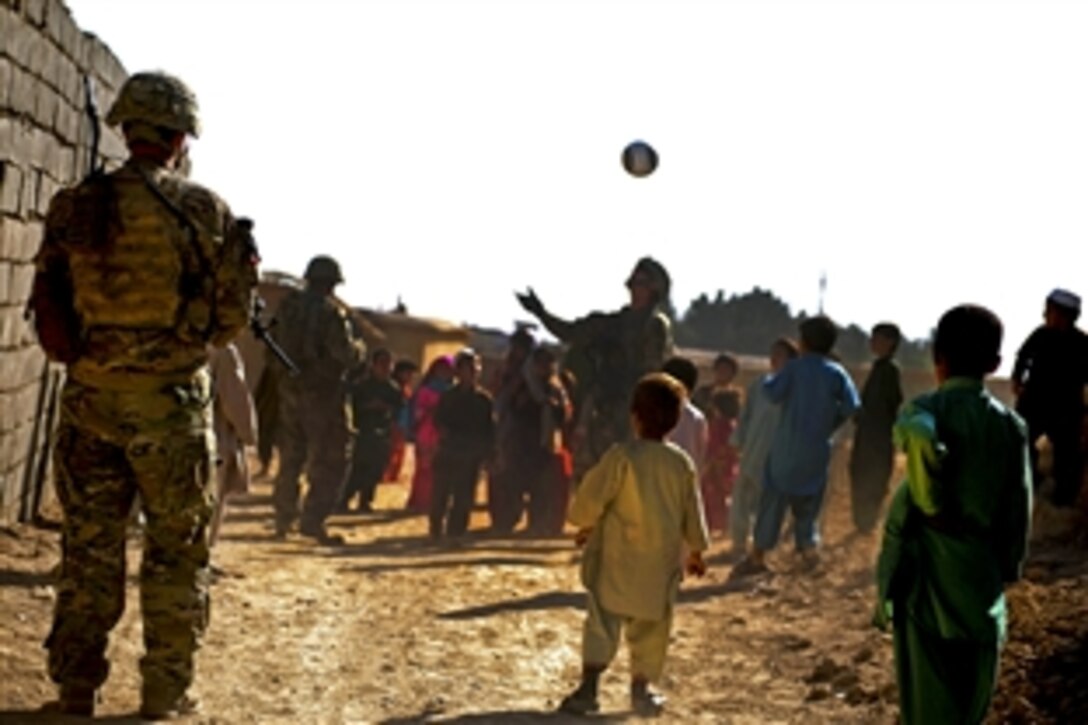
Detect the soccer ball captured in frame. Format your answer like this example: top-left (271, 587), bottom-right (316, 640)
top-left (622, 140), bottom-right (658, 177)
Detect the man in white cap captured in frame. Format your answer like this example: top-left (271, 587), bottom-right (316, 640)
top-left (1012, 288), bottom-right (1088, 507)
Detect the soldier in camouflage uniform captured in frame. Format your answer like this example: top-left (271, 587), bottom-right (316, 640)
top-left (27, 72), bottom-right (258, 719)
top-left (516, 257), bottom-right (674, 482)
top-left (272, 256), bottom-right (364, 544)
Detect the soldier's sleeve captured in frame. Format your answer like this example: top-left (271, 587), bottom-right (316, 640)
top-left (641, 312), bottom-right (672, 373)
top-left (324, 305), bottom-right (365, 370)
top-left (28, 189), bottom-right (83, 363)
top-left (209, 211), bottom-right (259, 346)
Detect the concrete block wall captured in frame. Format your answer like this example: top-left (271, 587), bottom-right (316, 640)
top-left (0, 0), bottom-right (126, 522)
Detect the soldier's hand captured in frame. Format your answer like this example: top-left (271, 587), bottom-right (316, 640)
top-left (515, 287), bottom-right (545, 318)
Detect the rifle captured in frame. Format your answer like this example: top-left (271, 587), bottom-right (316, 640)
top-left (251, 296), bottom-right (299, 377)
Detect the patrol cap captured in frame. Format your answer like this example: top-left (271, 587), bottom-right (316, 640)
top-left (106, 71), bottom-right (201, 137)
top-left (1047, 288), bottom-right (1081, 313)
top-left (304, 255), bottom-right (344, 284)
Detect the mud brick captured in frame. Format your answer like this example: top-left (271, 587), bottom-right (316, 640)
top-left (0, 57), bottom-right (12, 108)
top-left (0, 116), bottom-right (16, 161)
top-left (9, 64), bottom-right (37, 118)
top-left (16, 383), bottom-right (41, 424)
top-left (53, 143), bottom-right (74, 182)
top-left (33, 84), bottom-right (59, 129)
top-left (25, 31), bottom-right (47, 77)
top-left (35, 174), bottom-right (58, 216)
top-left (54, 98), bottom-right (79, 144)
top-left (0, 433), bottom-right (13, 470)
top-left (0, 260), bottom-right (9, 302)
top-left (45, 0), bottom-right (65, 44)
top-left (9, 261), bottom-right (33, 303)
top-left (0, 117), bottom-right (33, 167)
top-left (0, 218), bottom-right (38, 261)
top-left (0, 347), bottom-right (42, 393)
top-left (0, 7), bottom-right (30, 63)
top-left (0, 304), bottom-right (22, 349)
top-left (19, 221), bottom-right (42, 261)
top-left (0, 162), bottom-right (23, 215)
top-left (56, 53), bottom-right (77, 102)
top-left (40, 39), bottom-right (61, 91)
top-left (0, 218), bottom-right (18, 259)
top-left (19, 167), bottom-right (37, 216)
top-left (28, 125), bottom-right (51, 169)
top-left (0, 392), bottom-right (13, 431)
top-left (57, 10), bottom-right (79, 62)
top-left (25, 0), bottom-right (46, 26)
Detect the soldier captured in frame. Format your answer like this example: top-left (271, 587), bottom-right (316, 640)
top-left (271, 255), bottom-right (365, 544)
top-left (27, 71), bottom-right (258, 718)
top-left (516, 257), bottom-right (674, 481)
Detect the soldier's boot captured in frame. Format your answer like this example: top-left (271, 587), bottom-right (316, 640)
top-left (40, 683), bottom-right (96, 717)
top-left (299, 522), bottom-right (344, 546)
top-left (559, 667), bottom-right (601, 715)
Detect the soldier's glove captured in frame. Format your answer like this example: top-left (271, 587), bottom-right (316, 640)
top-left (515, 287), bottom-right (546, 318)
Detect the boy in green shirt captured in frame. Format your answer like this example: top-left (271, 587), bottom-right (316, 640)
top-left (875, 305), bottom-right (1032, 724)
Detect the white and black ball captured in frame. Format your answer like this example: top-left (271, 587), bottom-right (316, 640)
top-left (622, 140), bottom-right (658, 178)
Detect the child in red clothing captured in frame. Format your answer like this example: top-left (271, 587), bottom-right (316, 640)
top-left (701, 388), bottom-right (742, 534)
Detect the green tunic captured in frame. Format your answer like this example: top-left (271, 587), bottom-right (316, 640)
top-left (875, 378), bottom-right (1032, 724)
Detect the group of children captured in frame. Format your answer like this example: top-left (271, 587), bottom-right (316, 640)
top-left (558, 304), bottom-right (1034, 724)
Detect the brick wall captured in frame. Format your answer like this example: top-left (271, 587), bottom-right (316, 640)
top-left (0, 0), bottom-right (126, 522)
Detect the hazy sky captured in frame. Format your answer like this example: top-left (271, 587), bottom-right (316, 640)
top-left (67, 0), bottom-right (1087, 371)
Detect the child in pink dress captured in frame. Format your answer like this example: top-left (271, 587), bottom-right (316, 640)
top-left (406, 356), bottom-right (454, 512)
top-left (701, 388), bottom-right (742, 534)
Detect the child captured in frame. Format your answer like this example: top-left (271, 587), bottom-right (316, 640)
top-left (1012, 288), bottom-right (1088, 507)
top-left (406, 356), bottom-right (454, 513)
top-left (849, 322), bottom-right (905, 533)
top-left (383, 359), bottom-right (419, 484)
top-left (693, 352), bottom-right (738, 414)
top-left (560, 373), bottom-right (710, 717)
top-left (339, 349), bottom-right (405, 512)
top-left (702, 388), bottom-right (742, 534)
top-left (662, 356), bottom-right (708, 476)
top-left (875, 304), bottom-right (1032, 724)
top-left (208, 343), bottom-right (258, 549)
top-left (431, 349), bottom-right (495, 540)
top-left (730, 337), bottom-right (798, 557)
top-left (738, 316), bottom-right (860, 574)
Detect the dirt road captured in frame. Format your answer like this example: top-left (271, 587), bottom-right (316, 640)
top-left (2, 470), bottom-right (1085, 723)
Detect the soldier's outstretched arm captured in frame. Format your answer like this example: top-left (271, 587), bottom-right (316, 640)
top-left (514, 287), bottom-right (577, 342)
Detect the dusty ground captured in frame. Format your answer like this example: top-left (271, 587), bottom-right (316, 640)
top-left (1, 453), bottom-right (1085, 724)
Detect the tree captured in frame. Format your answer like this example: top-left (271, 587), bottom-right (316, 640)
top-left (674, 287), bottom-right (932, 370)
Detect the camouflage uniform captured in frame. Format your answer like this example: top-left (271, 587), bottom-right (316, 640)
top-left (28, 72), bottom-right (257, 715)
top-left (517, 258), bottom-right (674, 481)
top-left (272, 256), bottom-right (364, 539)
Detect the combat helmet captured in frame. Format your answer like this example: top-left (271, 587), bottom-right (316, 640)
top-left (304, 255), bottom-right (344, 284)
top-left (105, 71), bottom-right (201, 137)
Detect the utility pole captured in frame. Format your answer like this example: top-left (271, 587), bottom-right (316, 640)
top-left (818, 271), bottom-right (827, 315)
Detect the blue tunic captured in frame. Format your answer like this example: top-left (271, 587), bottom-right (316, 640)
top-left (762, 353), bottom-right (860, 496)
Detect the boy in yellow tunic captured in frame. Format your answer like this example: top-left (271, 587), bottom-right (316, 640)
top-left (560, 373), bottom-right (710, 717)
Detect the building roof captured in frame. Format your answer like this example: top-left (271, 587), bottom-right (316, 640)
top-left (356, 308), bottom-right (469, 337)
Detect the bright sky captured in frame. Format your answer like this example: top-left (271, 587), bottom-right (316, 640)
top-left (67, 0), bottom-right (1087, 372)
